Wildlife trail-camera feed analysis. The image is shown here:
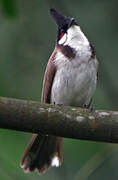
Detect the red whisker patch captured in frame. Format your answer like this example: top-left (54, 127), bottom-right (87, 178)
top-left (59, 33), bottom-right (64, 39)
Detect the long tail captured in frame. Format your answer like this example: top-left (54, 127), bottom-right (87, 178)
top-left (20, 134), bottom-right (63, 174)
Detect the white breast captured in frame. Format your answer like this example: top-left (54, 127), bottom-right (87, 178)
top-left (51, 25), bottom-right (98, 107)
top-left (51, 52), bottom-right (98, 107)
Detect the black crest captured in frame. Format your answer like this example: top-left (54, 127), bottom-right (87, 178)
top-left (50, 9), bottom-right (77, 41)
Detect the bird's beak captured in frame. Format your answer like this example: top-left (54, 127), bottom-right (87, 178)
top-left (50, 8), bottom-right (73, 30)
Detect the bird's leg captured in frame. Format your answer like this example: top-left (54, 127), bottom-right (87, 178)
top-left (53, 102), bottom-right (64, 106)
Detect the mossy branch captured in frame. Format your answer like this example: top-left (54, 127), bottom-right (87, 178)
top-left (0, 96), bottom-right (118, 143)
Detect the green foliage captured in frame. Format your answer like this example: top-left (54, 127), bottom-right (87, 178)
top-left (1, 0), bottom-right (17, 18)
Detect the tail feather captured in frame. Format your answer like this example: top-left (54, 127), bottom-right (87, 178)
top-left (21, 134), bottom-right (63, 174)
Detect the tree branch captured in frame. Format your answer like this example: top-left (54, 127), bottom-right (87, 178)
top-left (0, 96), bottom-right (118, 143)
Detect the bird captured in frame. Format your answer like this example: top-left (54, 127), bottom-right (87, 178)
top-left (20, 8), bottom-right (98, 174)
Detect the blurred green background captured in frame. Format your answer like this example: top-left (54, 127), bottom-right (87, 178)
top-left (0, 0), bottom-right (118, 179)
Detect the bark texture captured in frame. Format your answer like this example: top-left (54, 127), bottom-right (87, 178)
top-left (0, 96), bottom-right (118, 143)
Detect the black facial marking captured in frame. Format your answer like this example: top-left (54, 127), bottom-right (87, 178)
top-left (90, 43), bottom-right (96, 58)
top-left (57, 44), bottom-right (76, 60)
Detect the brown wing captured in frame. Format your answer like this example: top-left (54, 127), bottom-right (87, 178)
top-left (41, 48), bottom-right (57, 104)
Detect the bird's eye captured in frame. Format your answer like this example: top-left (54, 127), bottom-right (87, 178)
top-left (59, 33), bottom-right (64, 39)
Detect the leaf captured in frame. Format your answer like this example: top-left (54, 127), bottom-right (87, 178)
top-left (1, 0), bottom-right (17, 18)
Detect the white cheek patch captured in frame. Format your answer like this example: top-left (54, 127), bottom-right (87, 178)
top-left (58, 33), bottom-right (67, 45)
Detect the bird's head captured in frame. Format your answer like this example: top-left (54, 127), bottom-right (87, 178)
top-left (50, 9), bottom-right (88, 47)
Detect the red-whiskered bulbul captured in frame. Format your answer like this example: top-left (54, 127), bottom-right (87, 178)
top-left (21, 8), bottom-right (98, 174)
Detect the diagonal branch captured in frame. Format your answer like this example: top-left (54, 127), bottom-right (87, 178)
top-left (0, 96), bottom-right (118, 143)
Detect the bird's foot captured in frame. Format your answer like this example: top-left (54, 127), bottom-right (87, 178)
top-left (53, 102), bottom-right (63, 107)
top-left (82, 104), bottom-right (95, 113)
